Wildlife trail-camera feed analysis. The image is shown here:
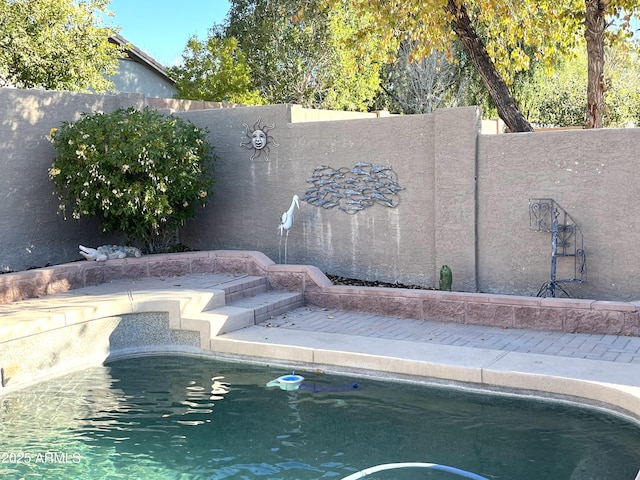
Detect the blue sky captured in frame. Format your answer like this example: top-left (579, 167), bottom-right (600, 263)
top-left (105, 0), bottom-right (231, 67)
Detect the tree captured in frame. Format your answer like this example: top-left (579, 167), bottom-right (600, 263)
top-left (377, 41), bottom-right (469, 114)
top-left (584, 2), bottom-right (639, 128)
top-left (516, 55), bottom-right (588, 127)
top-left (320, 4), bottom-right (386, 111)
top-left (168, 36), bottom-right (264, 104)
top-left (348, 0), bottom-right (568, 131)
top-left (585, 0), bottom-right (608, 128)
top-left (507, 40), bottom-right (640, 128)
top-left (349, 0), bottom-right (638, 131)
top-left (605, 48), bottom-right (640, 127)
top-left (443, 1), bottom-right (536, 131)
top-left (49, 108), bottom-right (216, 253)
top-left (0, 0), bottom-right (124, 92)
top-left (221, 0), bottom-right (386, 111)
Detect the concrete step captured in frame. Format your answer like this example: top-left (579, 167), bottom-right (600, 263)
top-left (226, 290), bottom-right (304, 324)
top-left (208, 274), bottom-right (303, 323)
top-left (218, 275), bottom-right (268, 304)
top-left (0, 272), bottom-right (303, 353)
top-left (181, 276), bottom-right (304, 350)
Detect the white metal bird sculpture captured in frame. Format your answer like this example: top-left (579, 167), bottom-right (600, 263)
top-left (277, 194), bottom-right (299, 264)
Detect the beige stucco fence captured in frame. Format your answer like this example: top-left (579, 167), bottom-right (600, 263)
top-left (2, 88), bottom-right (640, 301)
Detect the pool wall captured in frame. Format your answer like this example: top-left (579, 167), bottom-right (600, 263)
top-left (1, 312), bottom-right (202, 391)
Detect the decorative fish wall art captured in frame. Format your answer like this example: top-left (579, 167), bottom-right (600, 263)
top-left (301, 162), bottom-right (405, 214)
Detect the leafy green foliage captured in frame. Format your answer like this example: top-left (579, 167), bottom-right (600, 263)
top-left (603, 49), bottom-right (640, 127)
top-left (320, 4), bottom-right (386, 111)
top-left (349, 0), bottom-right (637, 85)
top-left (49, 108), bottom-right (215, 252)
top-left (515, 55), bottom-right (587, 127)
top-left (347, 0), bottom-right (639, 129)
top-left (513, 44), bottom-right (640, 128)
top-left (169, 36), bottom-right (264, 104)
top-left (221, 0), bottom-right (387, 111)
top-left (0, 0), bottom-right (124, 92)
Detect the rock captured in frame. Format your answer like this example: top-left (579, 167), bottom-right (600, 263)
top-left (326, 274), bottom-right (433, 290)
top-left (79, 245), bottom-right (142, 262)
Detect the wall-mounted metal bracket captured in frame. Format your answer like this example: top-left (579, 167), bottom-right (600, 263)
top-left (529, 198), bottom-right (586, 297)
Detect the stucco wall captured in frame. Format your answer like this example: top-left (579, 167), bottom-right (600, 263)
top-left (478, 128), bottom-right (640, 300)
top-left (0, 89), bottom-right (143, 272)
top-left (177, 104), bottom-right (480, 291)
top-left (2, 88), bottom-right (640, 301)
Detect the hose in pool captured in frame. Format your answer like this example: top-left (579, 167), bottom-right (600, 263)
top-left (339, 462), bottom-right (490, 480)
top-left (298, 382), bottom-right (358, 392)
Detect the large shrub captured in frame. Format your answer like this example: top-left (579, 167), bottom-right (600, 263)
top-left (49, 107), bottom-right (215, 253)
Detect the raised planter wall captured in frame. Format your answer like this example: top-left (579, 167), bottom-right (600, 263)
top-left (1, 251), bottom-right (638, 337)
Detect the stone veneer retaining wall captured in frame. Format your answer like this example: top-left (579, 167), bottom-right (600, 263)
top-left (1, 250), bottom-right (638, 337)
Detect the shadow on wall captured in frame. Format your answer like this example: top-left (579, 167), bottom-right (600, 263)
top-left (0, 90), bottom-right (135, 273)
top-left (178, 104), bottom-right (479, 294)
top-left (0, 264), bottom-right (85, 302)
top-left (0, 312), bottom-right (200, 391)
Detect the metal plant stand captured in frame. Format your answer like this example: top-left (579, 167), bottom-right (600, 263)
top-left (529, 198), bottom-right (587, 297)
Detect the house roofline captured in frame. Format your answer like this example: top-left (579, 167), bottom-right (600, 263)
top-left (110, 33), bottom-right (175, 85)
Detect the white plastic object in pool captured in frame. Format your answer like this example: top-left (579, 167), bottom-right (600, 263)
top-left (266, 374), bottom-right (305, 391)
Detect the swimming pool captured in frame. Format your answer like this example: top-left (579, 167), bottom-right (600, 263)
top-left (1, 355), bottom-right (640, 479)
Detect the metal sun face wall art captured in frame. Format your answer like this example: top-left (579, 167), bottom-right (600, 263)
top-left (241, 116), bottom-right (279, 161)
top-left (301, 162), bottom-right (405, 214)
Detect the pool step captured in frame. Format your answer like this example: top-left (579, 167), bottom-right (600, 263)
top-left (219, 275), bottom-right (269, 304)
top-left (0, 273), bottom-right (304, 355)
top-left (181, 275), bottom-right (304, 350)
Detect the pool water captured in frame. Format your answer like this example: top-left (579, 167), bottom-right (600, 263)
top-left (1, 355), bottom-right (640, 480)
